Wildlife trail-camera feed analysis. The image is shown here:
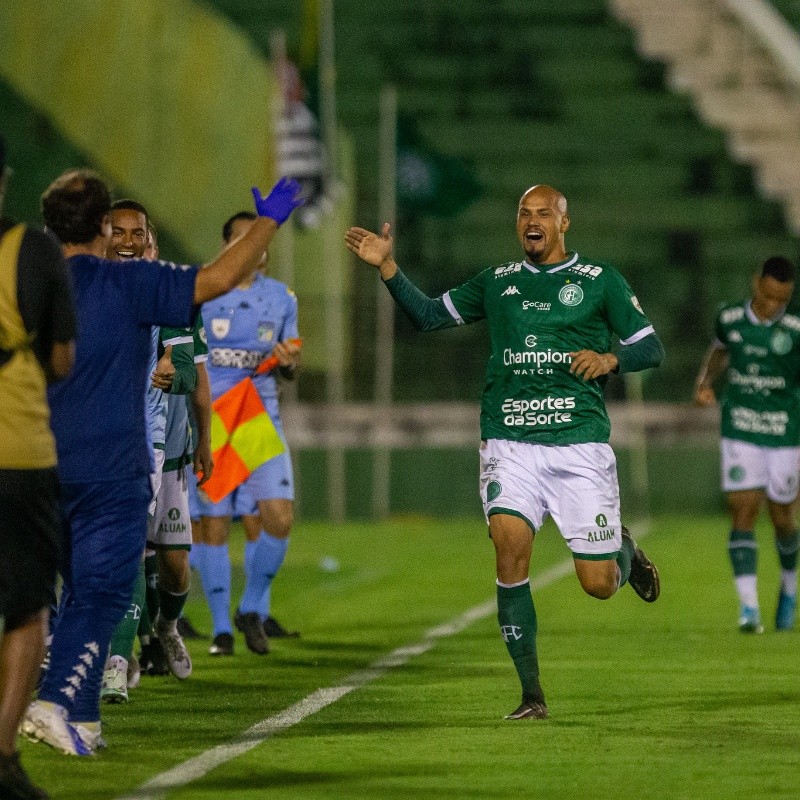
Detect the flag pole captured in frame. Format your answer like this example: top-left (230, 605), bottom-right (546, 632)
top-left (372, 84), bottom-right (398, 519)
top-left (319, 0), bottom-right (346, 522)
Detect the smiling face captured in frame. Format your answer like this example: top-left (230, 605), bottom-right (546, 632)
top-left (751, 274), bottom-right (794, 322)
top-left (516, 185), bottom-right (570, 265)
top-left (108, 208), bottom-right (148, 260)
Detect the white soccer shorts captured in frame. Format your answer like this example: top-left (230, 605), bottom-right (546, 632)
top-left (147, 447), bottom-right (166, 518)
top-left (479, 438), bottom-right (621, 559)
top-left (721, 437), bottom-right (800, 503)
top-left (148, 464), bottom-right (192, 548)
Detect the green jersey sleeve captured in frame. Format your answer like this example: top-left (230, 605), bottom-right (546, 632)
top-left (603, 268), bottom-right (654, 344)
top-left (160, 325), bottom-right (197, 395)
top-left (444, 268), bottom-right (492, 325)
top-left (192, 310), bottom-right (208, 363)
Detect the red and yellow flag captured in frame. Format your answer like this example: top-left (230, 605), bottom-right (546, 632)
top-left (199, 339), bottom-right (301, 504)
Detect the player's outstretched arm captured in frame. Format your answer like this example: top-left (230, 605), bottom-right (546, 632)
top-left (345, 223), bottom-right (397, 280)
top-left (194, 177), bottom-right (303, 304)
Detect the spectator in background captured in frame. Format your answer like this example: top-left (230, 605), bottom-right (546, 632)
top-left (0, 134), bottom-right (75, 800)
top-left (275, 53), bottom-right (327, 229)
top-left (21, 171), bottom-right (302, 755)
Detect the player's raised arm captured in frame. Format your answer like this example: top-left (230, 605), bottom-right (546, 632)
top-left (345, 223), bottom-right (397, 280)
top-left (194, 178), bottom-right (303, 304)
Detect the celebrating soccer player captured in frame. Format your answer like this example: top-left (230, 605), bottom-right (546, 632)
top-left (346, 184), bottom-right (663, 720)
top-left (694, 256), bottom-right (800, 633)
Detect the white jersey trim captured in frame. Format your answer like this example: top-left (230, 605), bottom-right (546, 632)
top-left (546, 254), bottom-right (579, 273)
top-left (496, 578), bottom-right (531, 589)
top-left (619, 325), bottom-right (655, 346)
top-left (162, 335), bottom-right (193, 346)
top-left (442, 291), bottom-right (465, 325)
top-left (745, 301), bottom-right (781, 327)
top-left (194, 354), bottom-right (209, 364)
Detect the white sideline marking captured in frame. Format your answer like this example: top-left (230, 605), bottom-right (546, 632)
top-left (116, 525), bottom-right (648, 800)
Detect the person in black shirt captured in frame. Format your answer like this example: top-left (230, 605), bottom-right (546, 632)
top-left (0, 134), bottom-right (76, 800)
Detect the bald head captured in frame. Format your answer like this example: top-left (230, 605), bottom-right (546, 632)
top-left (516, 184), bottom-right (570, 265)
top-left (520, 185), bottom-right (568, 215)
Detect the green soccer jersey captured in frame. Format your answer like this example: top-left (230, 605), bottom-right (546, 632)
top-left (161, 310), bottom-right (204, 471)
top-left (714, 301), bottom-right (800, 447)
top-left (444, 252), bottom-right (654, 444)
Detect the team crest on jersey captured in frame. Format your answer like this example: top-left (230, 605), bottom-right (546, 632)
top-left (631, 295), bottom-right (643, 314)
top-left (211, 318), bottom-right (230, 339)
top-left (771, 330), bottom-right (792, 356)
top-left (258, 321), bottom-right (275, 343)
top-left (558, 283), bottom-right (583, 306)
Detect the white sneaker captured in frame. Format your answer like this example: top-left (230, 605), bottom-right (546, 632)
top-left (20, 701), bottom-right (93, 756)
top-left (100, 655), bottom-right (129, 703)
top-left (127, 651), bottom-right (141, 689)
top-left (738, 605), bottom-right (764, 634)
top-left (73, 722), bottom-right (107, 752)
top-left (156, 624), bottom-right (192, 680)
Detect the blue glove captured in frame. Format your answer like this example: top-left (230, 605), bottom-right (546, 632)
top-left (251, 177), bottom-right (304, 225)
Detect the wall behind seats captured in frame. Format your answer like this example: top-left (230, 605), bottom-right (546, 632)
top-left (0, 0), bottom-right (277, 263)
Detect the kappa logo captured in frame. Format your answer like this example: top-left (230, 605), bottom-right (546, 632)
top-left (502, 285), bottom-right (521, 296)
top-left (500, 625), bottom-right (523, 642)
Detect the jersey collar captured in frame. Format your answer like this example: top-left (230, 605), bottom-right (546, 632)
top-left (522, 252), bottom-right (578, 274)
top-left (745, 300), bottom-right (784, 327)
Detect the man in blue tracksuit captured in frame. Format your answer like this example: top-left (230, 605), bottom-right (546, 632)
top-left (22, 170), bottom-right (302, 755)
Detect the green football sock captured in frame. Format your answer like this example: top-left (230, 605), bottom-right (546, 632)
top-left (144, 552), bottom-right (160, 624)
top-left (616, 534), bottom-right (633, 587)
top-left (776, 531), bottom-right (799, 571)
top-left (109, 562), bottom-right (146, 660)
top-left (158, 587), bottom-right (188, 624)
top-left (729, 530), bottom-right (757, 576)
top-left (497, 581), bottom-right (545, 705)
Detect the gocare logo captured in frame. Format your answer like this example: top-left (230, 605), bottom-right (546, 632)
top-left (502, 396), bottom-right (576, 427)
top-left (522, 300), bottom-right (551, 311)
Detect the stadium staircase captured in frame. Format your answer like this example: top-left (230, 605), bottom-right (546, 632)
top-left (612, 0), bottom-right (800, 235)
top-left (209, 0), bottom-right (797, 401)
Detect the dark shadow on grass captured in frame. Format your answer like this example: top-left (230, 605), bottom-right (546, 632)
top-left (186, 768), bottom-right (511, 797)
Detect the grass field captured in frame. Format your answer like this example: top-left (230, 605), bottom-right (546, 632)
top-left (22, 514), bottom-right (800, 800)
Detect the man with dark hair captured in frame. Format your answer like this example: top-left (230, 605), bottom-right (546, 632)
top-left (0, 136), bottom-right (75, 799)
top-left (222, 210), bottom-right (256, 244)
top-left (695, 256), bottom-right (800, 633)
top-left (346, 184), bottom-right (663, 720)
top-left (21, 170), bottom-right (302, 755)
top-left (189, 210), bottom-right (301, 656)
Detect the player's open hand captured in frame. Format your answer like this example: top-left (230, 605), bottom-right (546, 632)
top-left (345, 223), bottom-right (394, 270)
top-left (569, 349), bottom-right (618, 381)
top-left (273, 338), bottom-right (302, 369)
top-left (151, 344), bottom-right (175, 391)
